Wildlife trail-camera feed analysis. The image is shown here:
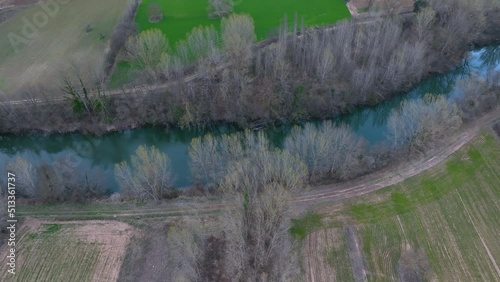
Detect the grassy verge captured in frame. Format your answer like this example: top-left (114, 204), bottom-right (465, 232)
top-left (290, 212), bottom-right (323, 239)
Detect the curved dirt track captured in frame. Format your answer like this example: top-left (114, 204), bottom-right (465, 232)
top-left (17, 109), bottom-right (500, 220)
top-left (295, 110), bottom-right (498, 206)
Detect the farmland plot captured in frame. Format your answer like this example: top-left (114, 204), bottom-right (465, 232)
top-left (0, 219), bottom-right (136, 282)
top-left (304, 228), bottom-right (354, 282)
top-left (304, 133), bottom-right (500, 282)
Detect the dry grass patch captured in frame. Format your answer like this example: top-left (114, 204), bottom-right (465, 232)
top-left (0, 0), bottom-right (130, 96)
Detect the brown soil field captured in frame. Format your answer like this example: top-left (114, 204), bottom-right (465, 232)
top-left (0, 218), bottom-right (136, 282)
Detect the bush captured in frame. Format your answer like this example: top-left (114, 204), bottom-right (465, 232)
top-left (208, 0), bottom-right (234, 18)
top-left (148, 3), bottom-right (163, 23)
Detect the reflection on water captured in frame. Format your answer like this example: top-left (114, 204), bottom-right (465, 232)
top-left (480, 45), bottom-right (500, 69)
top-left (0, 46), bottom-right (498, 191)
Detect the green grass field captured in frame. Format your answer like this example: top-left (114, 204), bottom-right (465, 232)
top-left (109, 0), bottom-right (350, 88)
top-left (304, 132), bottom-right (500, 281)
top-left (0, 0), bottom-right (129, 96)
top-left (136, 0), bottom-right (350, 45)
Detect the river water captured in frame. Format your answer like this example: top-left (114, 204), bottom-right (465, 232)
top-left (1, 45), bottom-right (499, 192)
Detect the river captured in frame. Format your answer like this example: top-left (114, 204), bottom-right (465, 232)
top-left (1, 45), bottom-right (499, 192)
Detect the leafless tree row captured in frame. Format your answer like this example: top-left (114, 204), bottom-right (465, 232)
top-left (387, 95), bottom-right (463, 153)
top-left (4, 156), bottom-right (105, 203)
top-left (189, 131), bottom-right (273, 187)
top-left (220, 146), bottom-right (306, 281)
top-left (285, 122), bottom-right (366, 181)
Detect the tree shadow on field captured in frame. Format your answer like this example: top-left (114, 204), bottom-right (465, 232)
top-left (118, 222), bottom-right (170, 282)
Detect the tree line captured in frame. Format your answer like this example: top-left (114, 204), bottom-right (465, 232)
top-left (1, 0), bottom-right (499, 134)
top-left (4, 71), bottom-right (499, 205)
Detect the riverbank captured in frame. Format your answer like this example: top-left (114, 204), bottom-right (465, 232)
top-left (0, 43), bottom-right (498, 196)
top-left (13, 106), bottom-right (500, 220)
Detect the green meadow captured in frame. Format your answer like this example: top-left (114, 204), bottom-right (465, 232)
top-left (135, 0), bottom-right (351, 45)
top-left (109, 0), bottom-right (349, 88)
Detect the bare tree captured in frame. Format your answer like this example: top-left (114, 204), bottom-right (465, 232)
top-left (6, 157), bottom-right (37, 198)
top-left (316, 47), bottom-right (335, 84)
top-left (387, 95), bottom-right (462, 152)
top-left (37, 163), bottom-right (64, 202)
top-left (208, 0), bottom-right (234, 18)
top-left (114, 145), bottom-right (174, 201)
top-left (189, 134), bottom-right (225, 187)
top-left (221, 14), bottom-right (256, 70)
top-left (186, 26), bottom-right (221, 63)
top-left (103, 0), bottom-right (139, 78)
top-left (190, 132), bottom-right (274, 187)
top-left (414, 7), bottom-right (436, 43)
top-left (126, 29), bottom-right (169, 79)
top-left (181, 25), bottom-right (223, 79)
top-left (167, 221), bottom-right (206, 281)
top-left (429, 0), bottom-right (487, 55)
top-left (458, 73), bottom-right (500, 120)
top-left (221, 138), bottom-right (307, 281)
top-left (382, 41), bottom-right (426, 91)
top-left (285, 121), bottom-right (365, 181)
